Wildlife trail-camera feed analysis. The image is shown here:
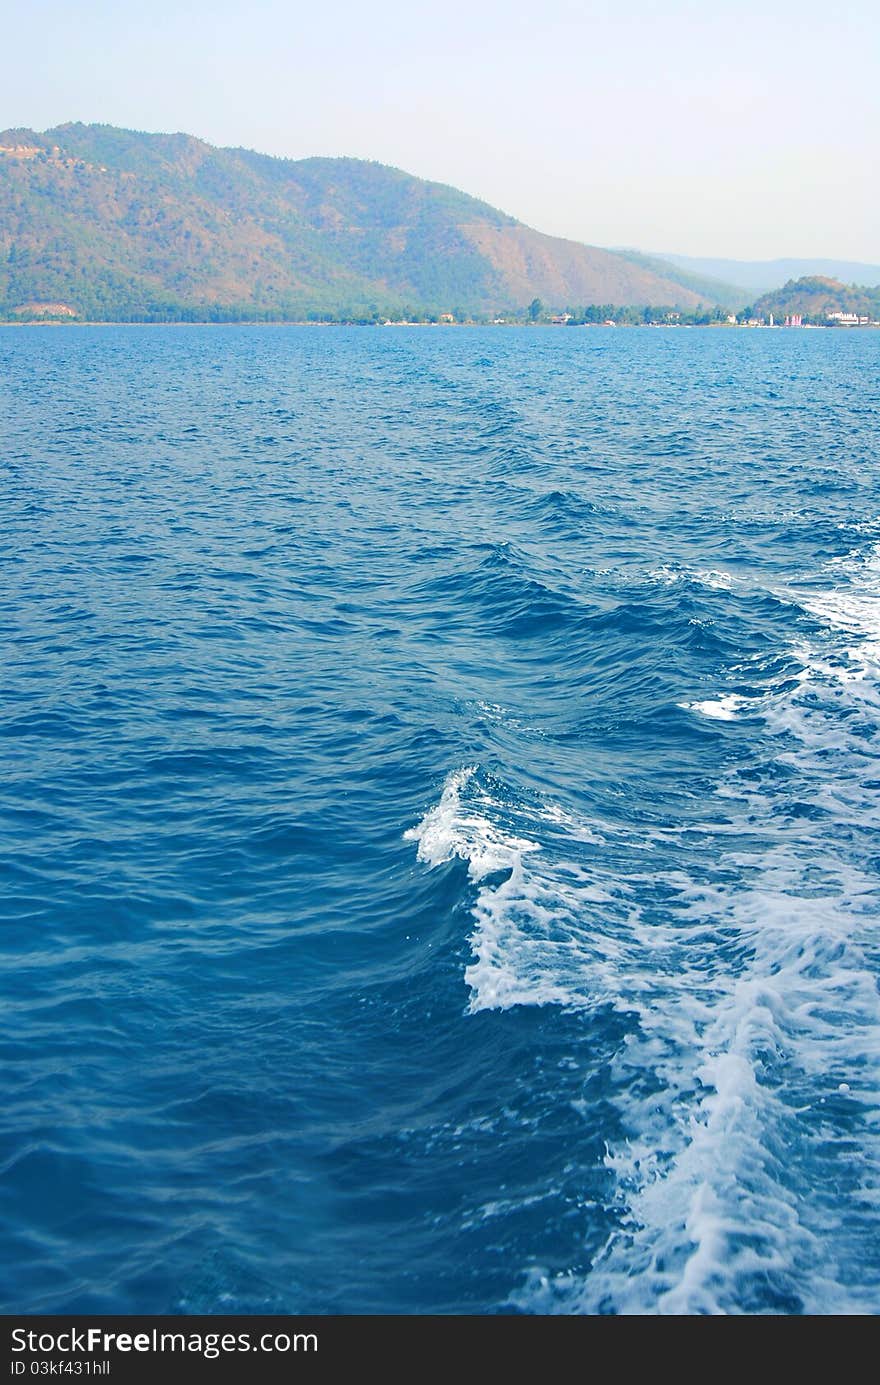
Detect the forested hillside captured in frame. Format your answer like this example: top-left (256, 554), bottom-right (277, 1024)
top-left (0, 123), bottom-right (709, 321)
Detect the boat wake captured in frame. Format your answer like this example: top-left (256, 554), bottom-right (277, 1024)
top-left (407, 539), bottom-right (880, 1313)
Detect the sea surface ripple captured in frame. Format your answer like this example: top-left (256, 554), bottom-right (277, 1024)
top-left (1, 324), bottom-right (878, 1314)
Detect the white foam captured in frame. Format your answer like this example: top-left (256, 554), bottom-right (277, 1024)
top-left (403, 766), bottom-right (539, 882)
top-left (406, 769), bottom-right (625, 1012)
top-left (648, 565), bottom-right (736, 591)
top-left (572, 861), bottom-right (880, 1314)
top-left (685, 694), bottom-right (754, 720)
top-left (536, 801), bottom-right (603, 842)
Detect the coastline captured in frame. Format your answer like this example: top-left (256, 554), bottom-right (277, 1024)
top-left (0, 318), bottom-right (870, 329)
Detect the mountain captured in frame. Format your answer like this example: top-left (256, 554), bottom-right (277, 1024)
top-left (752, 276), bottom-right (880, 322)
top-left (655, 253), bottom-right (880, 298)
top-left (0, 123), bottom-right (712, 321)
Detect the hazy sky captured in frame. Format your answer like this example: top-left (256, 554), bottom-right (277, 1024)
top-left (5, 1), bottom-right (878, 259)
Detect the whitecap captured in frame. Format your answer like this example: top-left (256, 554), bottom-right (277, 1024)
top-left (684, 693), bottom-right (754, 720)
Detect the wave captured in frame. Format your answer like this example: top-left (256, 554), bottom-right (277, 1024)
top-left (405, 767), bottom-right (622, 1013)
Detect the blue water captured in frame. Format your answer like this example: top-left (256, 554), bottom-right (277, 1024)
top-left (1, 324), bottom-right (879, 1315)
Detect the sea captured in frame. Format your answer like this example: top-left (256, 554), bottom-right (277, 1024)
top-left (1, 323), bottom-right (878, 1315)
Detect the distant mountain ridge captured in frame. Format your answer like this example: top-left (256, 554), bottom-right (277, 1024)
top-left (0, 123), bottom-right (711, 321)
top-left (655, 253), bottom-right (880, 298)
top-left (611, 249), bottom-right (749, 309)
